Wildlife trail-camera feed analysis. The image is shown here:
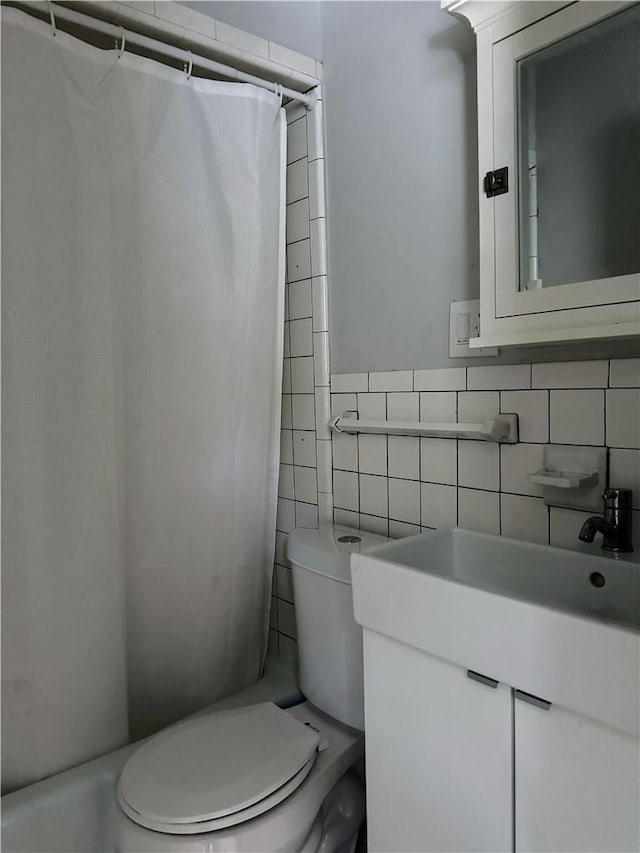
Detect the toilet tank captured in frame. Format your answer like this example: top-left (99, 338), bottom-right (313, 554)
top-left (287, 525), bottom-right (388, 730)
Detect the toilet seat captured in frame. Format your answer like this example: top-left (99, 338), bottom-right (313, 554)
top-left (118, 702), bottom-right (320, 835)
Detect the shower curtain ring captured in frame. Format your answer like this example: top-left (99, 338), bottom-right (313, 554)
top-left (185, 51), bottom-right (193, 80)
top-left (117, 26), bottom-right (126, 58)
top-left (275, 83), bottom-right (283, 108)
top-left (48, 0), bottom-right (57, 37)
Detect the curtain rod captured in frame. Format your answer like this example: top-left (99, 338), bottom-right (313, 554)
top-left (41, 2), bottom-right (317, 109)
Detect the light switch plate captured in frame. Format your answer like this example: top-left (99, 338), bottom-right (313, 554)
top-left (449, 300), bottom-right (500, 358)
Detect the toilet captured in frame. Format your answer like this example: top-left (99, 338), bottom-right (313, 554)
top-left (115, 525), bottom-right (388, 853)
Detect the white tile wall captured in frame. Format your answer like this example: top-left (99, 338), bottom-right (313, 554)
top-left (458, 391), bottom-right (500, 423)
top-left (358, 434), bottom-right (387, 475)
top-left (331, 373), bottom-right (368, 394)
top-left (287, 119), bottom-right (308, 165)
top-left (414, 367), bottom-right (466, 391)
top-left (388, 436), bottom-right (420, 480)
top-left (285, 199), bottom-right (310, 245)
top-left (334, 470), bottom-right (359, 511)
top-left (369, 370), bottom-right (413, 392)
top-left (287, 240), bottom-right (311, 283)
top-left (609, 358), bottom-right (640, 388)
top-left (387, 392), bottom-right (419, 420)
top-left (273, 93), bottom-right (328, 658)
top-left (421, 482), bottom-right (457, 529)
top-left (329, 361), bottom-right (640, 550)
top-left (550, 390), bottom-right (604, 445)
top-left (357, 392), bottom-right (386, 419)
top-left (468, 364), bottom-right (530, 391)
top-left (291, 394), bottom-right (315, 430)
top-left (532, 360), bottom-right (609, 389)
top-left (458, 488), bottom-right (500, 534)
top-left (290, 357), bottom-right (314, 393)
top-left (609, 449), bottom-right (640, 509)
top-left (331, 393), bottom-right (356, 417)
top-left (359, 474), bottom-right (388, 518)
top-left (500, 391), bottom-right (549, 443)
top-left (388, 478), bottom-right (420, 525)
top-left (420, 392), bottom-right (457, 422)
top-left (500, 494), bottom-right (548, 544)
top-left (288, 280), bottom-right (312, 321)
top-left (289, 318), bottom-right (313, 357)
top-left (280, 429), bottom-right (293, 465)
top-left (294, 466), bottom-right (318, 504)
top-left (606, 389), bottom-right (640, 449)
top-left (421, 437), bottom-right (457, 485)
top-left (293, 430), bottom-right (316, 467)
top-left (332, 432), bottom-right (358, 471)
top-left (458, 441), bottom-right (499, 491)
top-left (286, 159), bottom-right (308, 204)
top-left (501, 443), bottom-right (545, 498)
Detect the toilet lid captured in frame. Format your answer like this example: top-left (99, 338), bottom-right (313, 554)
top-left (118, 703), bottom-right (320, 828)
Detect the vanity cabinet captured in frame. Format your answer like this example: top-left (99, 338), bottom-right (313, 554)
top-left (352, 529), bottom-right (639, 852)
top-left (445, 0), bottom-right (640, 347)
top-left (362, 628), bottom-right (640, 853)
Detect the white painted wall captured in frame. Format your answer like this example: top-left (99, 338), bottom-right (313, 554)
top-left (321, 2), bottom-right (478, 372)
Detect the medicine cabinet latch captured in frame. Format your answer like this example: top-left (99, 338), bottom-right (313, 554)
top-left (483, 166), bottom-right (508, 198)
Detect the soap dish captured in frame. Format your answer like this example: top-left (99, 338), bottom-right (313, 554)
top-left (528, 469), bottom-right (599, 489)
top-left (528, 446), bottom-right (608, 511)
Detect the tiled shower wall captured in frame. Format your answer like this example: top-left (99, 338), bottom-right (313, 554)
top-left (329, 359), bottom-right (640, 548)
top-left (270, 94), bottom-right (333, 658)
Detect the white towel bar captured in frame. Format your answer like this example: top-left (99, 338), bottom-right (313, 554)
top-left (329, 412), bottom-right (518, 443)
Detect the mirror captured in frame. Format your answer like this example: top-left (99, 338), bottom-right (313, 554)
top-left (516, 4), bottom-right (640, 291)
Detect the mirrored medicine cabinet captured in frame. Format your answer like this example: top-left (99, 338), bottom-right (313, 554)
top-left (445, 0), bottom-right (640, 347)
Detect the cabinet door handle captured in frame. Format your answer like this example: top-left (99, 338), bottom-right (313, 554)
top-left (514, 689), bottom-right (551, 710)
top-left (467, 670), bottom-right (499, 689)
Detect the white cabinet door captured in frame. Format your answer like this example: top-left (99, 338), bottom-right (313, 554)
top-left (515, 694), bottom-right (640, 852)
top-left (363, 629), bottom-right (512, 853)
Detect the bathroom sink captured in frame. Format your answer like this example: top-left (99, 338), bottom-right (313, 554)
top-left (361, 528), bottom-right (640, 631)
top-left (351, 529), bottom-right (640, 737)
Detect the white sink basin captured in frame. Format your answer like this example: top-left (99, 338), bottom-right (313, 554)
top-left (352, 528), bottom-right (640, 737)
top-left (364, 527), bottom-right (639, 631)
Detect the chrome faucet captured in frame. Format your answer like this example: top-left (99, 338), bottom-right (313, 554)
top-left (578, 488), bottom-right (633, 553)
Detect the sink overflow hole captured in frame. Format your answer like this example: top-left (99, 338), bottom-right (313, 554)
top-left (589, 571), bottom-right (606, 588)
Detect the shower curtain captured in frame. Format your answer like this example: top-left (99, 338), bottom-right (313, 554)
top-left (2, 8), bottom-right (285, 792)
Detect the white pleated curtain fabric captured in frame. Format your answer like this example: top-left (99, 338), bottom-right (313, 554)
top-left (2, 8), bottom-right (285, 791)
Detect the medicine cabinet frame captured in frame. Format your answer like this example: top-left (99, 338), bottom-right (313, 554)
top-left (444, 0), bottom-right (640, 348)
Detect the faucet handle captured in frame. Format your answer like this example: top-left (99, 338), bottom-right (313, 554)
top-left (602, 488), bottom-right (631, 501)
top-left (603, 488), bottom-right (632, 509)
